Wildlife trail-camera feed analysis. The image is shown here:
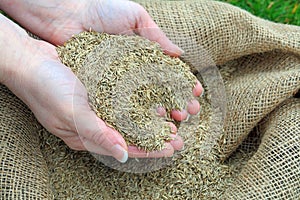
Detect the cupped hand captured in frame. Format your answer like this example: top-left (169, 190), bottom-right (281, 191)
top-left (10, 38), bottom-right (197, 163)
top-left (1, 0), bottom-right (203, 162)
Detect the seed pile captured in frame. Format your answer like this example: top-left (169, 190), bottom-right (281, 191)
top-left (38, 94), bottom-right (254, 199)
top-left (57, 31), bottom-right (197, 151)
top-left (42, 32), bottom-right (254, 198)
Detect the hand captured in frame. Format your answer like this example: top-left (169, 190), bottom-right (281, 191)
top-left (0, 0), bottom-right (184, 56)
top-left (0, 0), bottom-right (203, 163)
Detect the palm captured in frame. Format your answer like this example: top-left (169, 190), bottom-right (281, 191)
top-left (4, 0), bottom-right (202, 162)
top-left (38, 0), bottom-right (181, 56)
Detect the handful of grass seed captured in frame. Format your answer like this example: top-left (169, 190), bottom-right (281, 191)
top-left (57, 31), bottom-right (197, 151)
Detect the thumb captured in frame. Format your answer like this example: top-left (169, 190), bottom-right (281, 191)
top-left (135, 7), bottom-right (184, 57)
top-left (74, 108), bottom-right (128, 163)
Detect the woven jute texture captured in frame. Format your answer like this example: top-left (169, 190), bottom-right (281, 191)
top-left (0, 86), bottom-right (53, 199)
top-left (1, 0), bottom-right (299, 199)
top-left (223, 98), bottom-right (300, 199)
top-left (137, 0), bottom-right (300, 160)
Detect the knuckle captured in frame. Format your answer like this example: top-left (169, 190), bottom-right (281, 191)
top-left (86, 126), bottom-right (108, 146)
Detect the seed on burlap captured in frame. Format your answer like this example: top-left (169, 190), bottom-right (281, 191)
top-left (57, 31), bottom-right (198, 151)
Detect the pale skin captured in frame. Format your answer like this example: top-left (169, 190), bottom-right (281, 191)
top-left (0, 0), bottom-right (203, 163)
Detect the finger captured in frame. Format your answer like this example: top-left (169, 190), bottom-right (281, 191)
top-left (193, 80), bottom-right (204, 97)
top-left (79, 136), bottom-right (122, 157)
top-left (167, 122), bottom-right (177, 134)
top-left (187, 99), bottom-right (200, 115)
top-left (65, 127), bottom-right (184, 154)
top-left (136, 8), bottom-right (183, 57)
top-left (169, 134), bottom-right (184, 151)
top-left (156, 106), bottom-right (166, 116)
top-left (128, 143), bottom-right (174, 158)
top-left (74, 108), bottom-right (128, 163)
top-left (171, 109), bottom-right (188, 121)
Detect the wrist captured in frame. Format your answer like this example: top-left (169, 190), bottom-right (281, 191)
top-left (0, 14), bottom-right (30, 85)
top-left (0, 14), bottom-right (58, 90)
top-left (0, 0), bottom-right (85, 45)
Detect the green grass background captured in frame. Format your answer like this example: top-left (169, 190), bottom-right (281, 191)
top-left (218, 0), bottom-right (299, 25)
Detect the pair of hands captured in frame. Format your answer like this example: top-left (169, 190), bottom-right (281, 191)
top-left (0, 0), bottom-right (202, 163)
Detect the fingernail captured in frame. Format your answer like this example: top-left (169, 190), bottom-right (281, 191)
top-left (169, 44), bottom-right (184, 56)
top-left (188, 99), bottom-right (201, 115)
top-left (178, 46), bottom-right (184, 55)
top-left (193, 81), bottom-right (203, 97)
top-left (111, 144), bottom-right (128, 163)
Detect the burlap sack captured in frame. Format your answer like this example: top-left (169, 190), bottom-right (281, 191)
top-left (137, 0), bottom-right (300, 159)
top-left (0, 86), bottom-right (53, 199)
top-left (223, 98), bottom-right (300, 199)
top-left (1, 0), bottom-right (299, 199)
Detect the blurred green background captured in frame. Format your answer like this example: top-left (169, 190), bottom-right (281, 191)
top-left (1, 1), bottom-right (299, 25)
top-left (218, 0), bottom-right (299, 25)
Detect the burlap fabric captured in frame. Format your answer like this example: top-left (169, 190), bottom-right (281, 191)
top-left (223, 98), bottom-right (300, 199)
top-left (1, 0), bottom-right (299, 199)
top-left (0, 87), bottom-right (53, 199)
